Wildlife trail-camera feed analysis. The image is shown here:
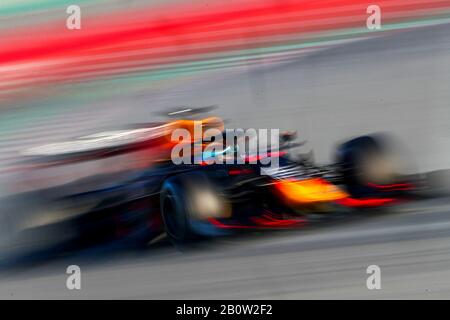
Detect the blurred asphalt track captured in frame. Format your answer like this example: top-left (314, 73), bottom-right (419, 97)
top-left (1, 198), bottom-right (450, 299)
top-left (0, 23), bottom-right (449, 299)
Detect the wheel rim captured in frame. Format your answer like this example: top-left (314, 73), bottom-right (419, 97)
top-left (360, 152), bottom-right (396, 184)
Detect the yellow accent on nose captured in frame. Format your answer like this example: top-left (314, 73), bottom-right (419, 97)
top-left (275, 178), bottom-right (349, 204)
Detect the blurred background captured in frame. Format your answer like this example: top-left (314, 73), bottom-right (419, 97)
top-left (0, 0), bottom-right (450, 299)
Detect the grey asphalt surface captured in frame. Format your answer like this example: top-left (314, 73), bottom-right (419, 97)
top-left (1, 197), bottom-right (450, 299)
top-left (0, 23), bottom-right (449, 299)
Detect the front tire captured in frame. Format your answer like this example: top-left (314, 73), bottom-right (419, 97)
top-left (336, 135), bottom-right (398, 197)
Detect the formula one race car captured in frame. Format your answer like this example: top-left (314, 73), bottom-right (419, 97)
top-left (2, 107), bottom-right (417, 257)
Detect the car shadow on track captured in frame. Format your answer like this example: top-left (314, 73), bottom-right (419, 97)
top-left (0, 199), bottom-right (430, 279)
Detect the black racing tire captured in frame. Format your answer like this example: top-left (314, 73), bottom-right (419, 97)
top-left (160, 175), bottom-right (194, 243)
top-left (336, 135), bottom-right (397, 195)
top-left (160, 172), bottom-right (216, 243)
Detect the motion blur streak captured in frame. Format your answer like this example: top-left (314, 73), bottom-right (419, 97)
top-left (0, 0), bottom-right (450, 301)
top-left (1, 0), bottom-right (450, 103)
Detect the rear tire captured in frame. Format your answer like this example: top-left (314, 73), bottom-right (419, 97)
top-left (160, 175), bottom-right (195, 243)
top-left (160, 172), bottom-right (225, 243)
